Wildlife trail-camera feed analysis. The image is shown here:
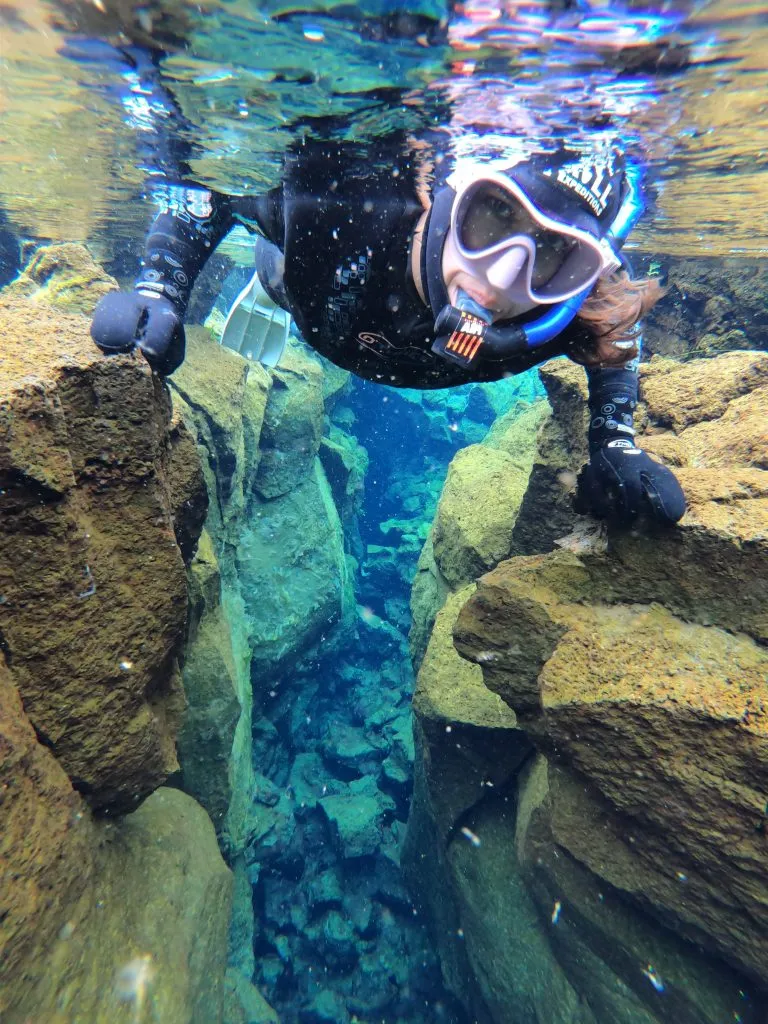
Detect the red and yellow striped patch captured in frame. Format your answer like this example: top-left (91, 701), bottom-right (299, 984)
top-left (446, 329), bottom-right (484, 361)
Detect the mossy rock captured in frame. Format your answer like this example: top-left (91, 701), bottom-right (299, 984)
top-left (2, 242), bottom-right (118, 315)
top-left (6, 788), bottom-right (233, 1023)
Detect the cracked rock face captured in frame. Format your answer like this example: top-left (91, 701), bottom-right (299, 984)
top-left (406, 349), bottom-right (768, 1023)
top-left (0, 281), bottom-right (234, 1024)
top-left (0, 297), bottom-right (199, 810)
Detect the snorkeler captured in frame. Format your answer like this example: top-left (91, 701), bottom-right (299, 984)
top-left (90, 135), bottom-right (686, 526)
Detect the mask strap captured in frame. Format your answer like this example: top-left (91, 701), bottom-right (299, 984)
top-left (423, 185), bottom-right (456, 318)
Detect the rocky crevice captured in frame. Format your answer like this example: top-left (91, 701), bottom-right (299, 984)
top-left (405, 349), bottom-right (768, 1024)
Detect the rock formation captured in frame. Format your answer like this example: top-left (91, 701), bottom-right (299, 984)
top-left (11, 239), bottom-right (765, 1024)
top-left (641, 255), bottom-right (768, 360)
top-left (0, 246), bottom-right (466, 1023)
top-left (0, 276), bottom-right (235, 1022)
top-left (409, 399), bottom-right (549, 670)
top-left (406, 349), bottom-right (768, 1023)
top-left (2, 242), bottom-right (119, 315)
top-left (167, 325), bottom-right (355, 1019)
top-left (0, 295), bottom-right (192, 811)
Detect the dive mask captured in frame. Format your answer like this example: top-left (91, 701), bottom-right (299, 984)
top-left (450, 171), bottom-right (621, 306)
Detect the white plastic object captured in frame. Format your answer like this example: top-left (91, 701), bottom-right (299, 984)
top-left (219, 269), bottom-right (289, 367)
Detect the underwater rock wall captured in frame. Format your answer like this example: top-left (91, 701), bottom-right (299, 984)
top-left (0, 274), bottom-right (233, 1022)
top-left (168, 325), bottom-right (356, 1022)
top-left (0, 244), bottom-right (472, 1023)
top-left (404, 350), bottom-right (768, 1023)
top-left (642, 254), bottom-right (768, 359)
top-left (409, 399), bottom-right (549, 670)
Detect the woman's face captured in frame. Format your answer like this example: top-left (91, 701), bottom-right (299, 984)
top-left (441, 233), bottom-right (538, 321)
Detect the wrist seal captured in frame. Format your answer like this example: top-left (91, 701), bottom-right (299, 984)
top-left (587, 365), bottom-right (638, 452)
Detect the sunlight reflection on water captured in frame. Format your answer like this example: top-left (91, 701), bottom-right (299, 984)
top-left (0, 0), bottom-right (766, 256)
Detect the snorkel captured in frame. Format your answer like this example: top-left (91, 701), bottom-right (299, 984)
top-left (427, 162), bottom-right (644, 369)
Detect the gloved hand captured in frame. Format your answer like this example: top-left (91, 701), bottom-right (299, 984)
top-left (575, 439), bottom-right (686, 525)
top-left (90, 290), bottom-right (186, 376)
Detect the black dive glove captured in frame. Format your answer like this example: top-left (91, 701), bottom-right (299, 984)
top-left (575, 366), bottom-right (686, 526)
top-left (91, 184), bottom-right (234, 376)
top-left (91, 290), bottom-right (186, 376)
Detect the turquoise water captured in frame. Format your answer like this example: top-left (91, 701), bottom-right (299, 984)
top-left (1, 2), bottom-right (767, 1024)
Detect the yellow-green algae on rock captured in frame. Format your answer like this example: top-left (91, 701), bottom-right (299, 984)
top-left (0, 296), bottom-right (190, 810)
top-left (4, 788), bottom-right (232, 1024)
top-left (2, 242), bottom-right (119, 316)
top-left (409, 400), bottom-right (548, 671)
top-left (406, 349), bottom-right (768, 1023)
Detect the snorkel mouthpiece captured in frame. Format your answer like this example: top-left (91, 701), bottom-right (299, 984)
top-left (432, 289), bottom-right (494, 368)
top-left (432, 288), bottom-right (528, 368)
top-left (454, 289), bottom-right (493, 322)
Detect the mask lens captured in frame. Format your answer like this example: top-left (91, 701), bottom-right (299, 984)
top-left (458, 184), bottom-right (534, 252)
top-left (529, 226), bottom-right (579, 288)
top-left (458, 183), bottom-right (581, 290)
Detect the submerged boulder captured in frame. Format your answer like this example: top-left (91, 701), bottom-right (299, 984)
top-left (2, 242), bottom-right (118, 316)
top-left (409, 400), bottom-right (548, 671)
top-left (5, 788), bottom-right (233, 1024)
top-left (319, 791), bottom-right (385, 859)
top-left (0, 297), bottom-right (197, 809)
top-left (406, 349), bottom-right (768, 1022)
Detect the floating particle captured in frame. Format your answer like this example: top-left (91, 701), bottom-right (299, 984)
top-left (641, 964), bottom-right (665, 993)
top-left (676, 871), bottom-right (687, 881)
top-left (460, 826), bottom-right (481, 848)
top-left (551, 900), bottom-right (562, 924)
top-left (119, 660), bottom-right (134, 672)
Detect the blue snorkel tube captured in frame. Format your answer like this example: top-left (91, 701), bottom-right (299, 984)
top-left (431, 165), bottom-right (645, 367)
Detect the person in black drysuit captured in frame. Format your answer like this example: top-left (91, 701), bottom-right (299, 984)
top-left (86, 48), bottom-right (686, 527)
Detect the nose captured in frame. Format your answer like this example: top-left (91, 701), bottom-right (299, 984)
top-left (485, 246), bottom-right (529, 291)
